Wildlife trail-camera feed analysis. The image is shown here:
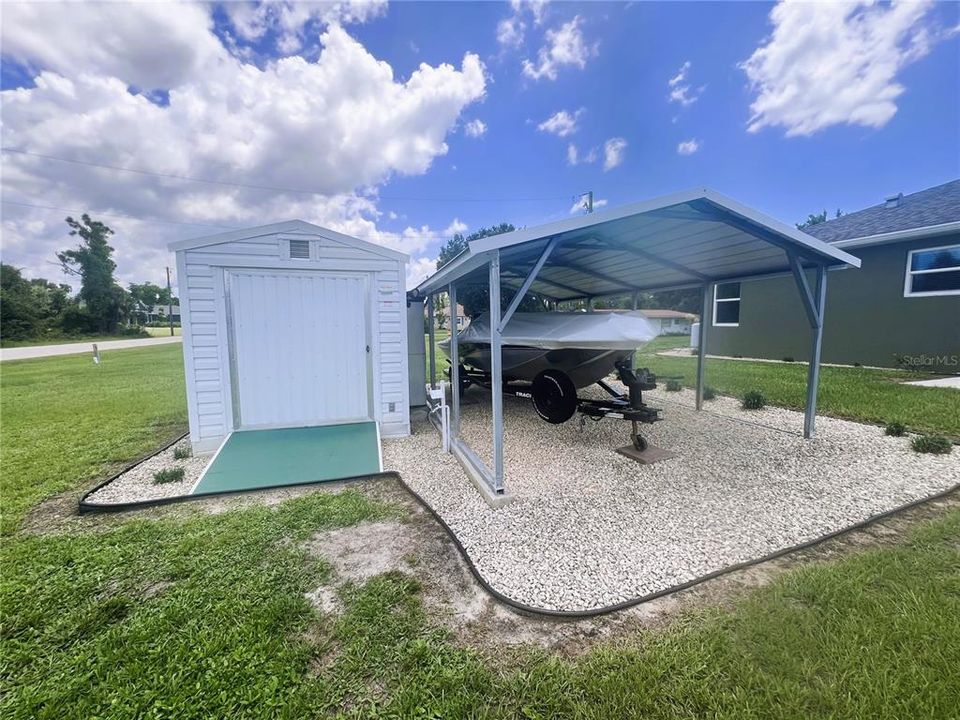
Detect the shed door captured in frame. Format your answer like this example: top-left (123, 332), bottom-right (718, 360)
top-left (227, 270), bottom-right (371, 429)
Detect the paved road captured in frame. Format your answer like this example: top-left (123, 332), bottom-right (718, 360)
top-left (0, 336), bottom-right (182, 362)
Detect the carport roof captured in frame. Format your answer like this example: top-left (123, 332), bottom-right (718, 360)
top-left (413, 187), bottom-right (861, 301)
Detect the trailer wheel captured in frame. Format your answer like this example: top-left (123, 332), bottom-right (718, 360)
top-left (632, 434), bottom-right (648, 452)
top-left (531, 369), bottom-right (577, 424)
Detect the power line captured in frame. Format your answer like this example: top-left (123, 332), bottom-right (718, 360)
top-left (1, 199), bottom-right (465, 241)
top-left (2, 147), bottom-right (568, 203)
top-left (1, 200), bottom-right (240, 230)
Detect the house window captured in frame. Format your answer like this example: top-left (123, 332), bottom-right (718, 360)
top-left (713, 282), bottom-right (741, 327)
top-left (904, 244), bottom-right (960, 297)
top-left (288, 239), bottom-right (311, 259)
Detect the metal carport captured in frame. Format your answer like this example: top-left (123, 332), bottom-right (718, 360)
top-left (410, 188), bottom-right (861, 502)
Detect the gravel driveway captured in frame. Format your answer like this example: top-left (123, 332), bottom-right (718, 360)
top-left (383, 387), bottom-right (958, 612)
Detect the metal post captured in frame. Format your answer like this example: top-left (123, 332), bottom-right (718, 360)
top-left (696, 282), bottom-right (713, 410)
top-left (586, 297), bottom-right (594, 313)
top-left (166, 266), bottom-right (174, 337)
top-left (448, 286), bottom-right (460, 437)
top-left (489, 251), bottom-right (505, 492)
top-left (427, 294), bottom-right (436, 388)
top-left (632, 291), bottom-right (639, 311)
top-left (804, 266), bottom-right (828, 438)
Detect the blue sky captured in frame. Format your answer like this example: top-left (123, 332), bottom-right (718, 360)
top-left (1, 1), bottom-right (958, 290)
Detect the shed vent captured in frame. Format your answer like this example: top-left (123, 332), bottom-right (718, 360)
top-left (289, 239), bottom-right (311, 259)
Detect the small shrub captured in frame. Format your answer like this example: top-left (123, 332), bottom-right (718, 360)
top-left (853, 362), bottom-right (862, 367)
top-left (741, 390), bottom-right (766, 410)
top-left (173, 444), bottom-right (192, 460)
top-left (153, 467), bottom-right (185, 485)
top-left (703, 386), bottom-right (717, 400)
top-left (665, 379), bottom-right (683, 392)
top-left (782, 356), bottom-right (795, 363)
top-left (884, 421), bottom-right (906, 437)
top-left (911, 435), bottom-right (952, 455)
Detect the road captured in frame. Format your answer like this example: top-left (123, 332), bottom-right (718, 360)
top-left (0, 336), bottom-right (182, 362)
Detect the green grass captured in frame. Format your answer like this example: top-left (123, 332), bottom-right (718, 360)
top-left (0, 344), bottom-right (187, 534)
top-left (638, 336), bottom-right (960, 437)
top-left (3, 329), bottom-right (959, 717)
top-left (144, 326), bottom-right (182, 337)
top-left (2, 495), bottom-right (958, 718)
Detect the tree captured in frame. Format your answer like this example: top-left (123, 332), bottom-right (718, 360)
top-left (0, 265), bottom-right (73, 340)
top-left (434, 293), bottom-right (448, 330)
top-left (436, 223), bottom-right (549, 318)
top-left (56, 215), bottom-right (124, 332)
top-left (129, 282), bottom-right (174, 309)
top-left (797, 208), bottom-right (843, 230)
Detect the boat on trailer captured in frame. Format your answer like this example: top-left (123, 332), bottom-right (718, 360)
top-left (441, 311), bottom-right (665, 450)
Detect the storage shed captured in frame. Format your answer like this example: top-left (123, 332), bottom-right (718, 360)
top-left (170, 220), bottom-right (409, 456)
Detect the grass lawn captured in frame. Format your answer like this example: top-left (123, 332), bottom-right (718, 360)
top-left (637, 336), bottom-right (960, 438)
top-left (2, 342), bottom-right (958, 718)
top-left (144, 326), bottom-right (182, 337)
top-left (0, 344), bottom-right (187, 534)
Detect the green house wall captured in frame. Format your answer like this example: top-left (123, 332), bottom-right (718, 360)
top-left (706, 233), bottom-right (960, 370)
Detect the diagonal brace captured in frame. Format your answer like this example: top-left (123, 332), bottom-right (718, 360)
top-left (500, 237), bottom-right (560, 330)
top-left (788, 252), bottom-right (822, 328)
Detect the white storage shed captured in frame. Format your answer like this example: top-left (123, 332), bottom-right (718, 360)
top-left (170, 220), bottom-right (409, 454)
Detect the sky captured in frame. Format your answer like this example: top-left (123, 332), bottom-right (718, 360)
top-left (2, 0), bottom-right (958, 294)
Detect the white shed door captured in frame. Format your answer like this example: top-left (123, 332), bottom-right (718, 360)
top-left (228, 270), bottom-right (370, 429)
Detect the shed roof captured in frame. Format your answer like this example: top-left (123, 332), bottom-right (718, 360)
top-left (413, 187), bottom-right (860, 301)
top-left (804, 179), bottom-right (960, 245)
top-left (168, 219), bottom-right (408, 262)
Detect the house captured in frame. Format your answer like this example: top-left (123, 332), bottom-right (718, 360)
top-left (706, 180), bottom-right (960, 369)
top-left (639, 309), bottom-right (697, 335)
top-left (427, 301), bottom-right (469, 331)
top-left (147, 304), bottom-right (181, 323)
top-left (169, 220), bottom-right (409, 455)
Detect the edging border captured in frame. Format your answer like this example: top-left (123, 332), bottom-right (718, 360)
top-left (78, 438), bottom-right (959, 618)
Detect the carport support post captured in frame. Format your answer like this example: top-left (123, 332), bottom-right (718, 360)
top-left (448, 285), bottom-right (461, 438)
top-left (427, 294), bottom-right (436, 388)
top-left (489, 251), bottom-right (505, 491)
top-left (696, 282), bottom-right (713, 411)
top-left (803, 266), bottom-right (828, 438)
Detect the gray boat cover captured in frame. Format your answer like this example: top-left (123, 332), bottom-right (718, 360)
top-left (455, 311), bottom-right (660, 350)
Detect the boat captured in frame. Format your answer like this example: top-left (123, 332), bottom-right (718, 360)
top-left (440, 311), bottom-right (660, 389)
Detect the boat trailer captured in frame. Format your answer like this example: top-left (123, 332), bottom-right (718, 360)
top-left (456, 360), bottom-right (662, 452)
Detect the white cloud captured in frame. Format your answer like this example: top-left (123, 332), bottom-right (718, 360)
top-left (0, 2), bottom-right (225, 89)
top-left (445, 218), bottom-right (468, 236)
top-left (0, 14), bottom-right (486, 291)
top-left (667, 60), bottom-right (704, 107)
top-left (497, 15), bottom-right (526, 48)
top-left (537, 108), bottom-right (583, 137)
top-left (602, 137), bottom-right (627, 171)
top-left (522, 16), bottom-right (596, 81)
top-left (742, 0), bottom-right (942, 137)
top-left (406, 256), bottom-right (437, 290)
top-left (464, 118), bottom-right (487, 137)
top-left (566, 143), bottom-right (597, 166)
top-left (498, 0), bottom-right (551, 48)
top-left (677, 138), bottom-right (701, 155)
top-left (224, 0), bottom-right (388, 55)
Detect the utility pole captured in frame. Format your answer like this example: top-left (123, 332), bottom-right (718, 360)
top-left (576, 190), bottom-right (594, 214)
top-left (166, 266), bottom-right (174, 337)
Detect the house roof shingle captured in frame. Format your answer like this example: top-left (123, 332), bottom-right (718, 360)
top-left (803, 179), bottom-right (960, 244)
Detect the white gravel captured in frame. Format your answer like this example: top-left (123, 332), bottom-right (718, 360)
top-left (85, 441), bottom-right (206, 505)
top-left (383, 387), bottom-right (959, 612)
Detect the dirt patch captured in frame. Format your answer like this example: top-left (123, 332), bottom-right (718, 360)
top-left (302, 480), bottom-right (960, 655)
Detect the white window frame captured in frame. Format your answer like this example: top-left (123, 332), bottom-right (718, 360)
top-left (712, 283), bottom-right (741, 327)
top-left (903, 243), bottom-right (960, 298)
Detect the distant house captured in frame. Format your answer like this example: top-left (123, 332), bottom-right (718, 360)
top-left (707, 180), bottom-right (960, 370)
top-left (147, 305), bottom-right (181, 323)
top-left (429, 302), bottom-right (469, 331)
top-left (639, 309), bottom-right (697, 335)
